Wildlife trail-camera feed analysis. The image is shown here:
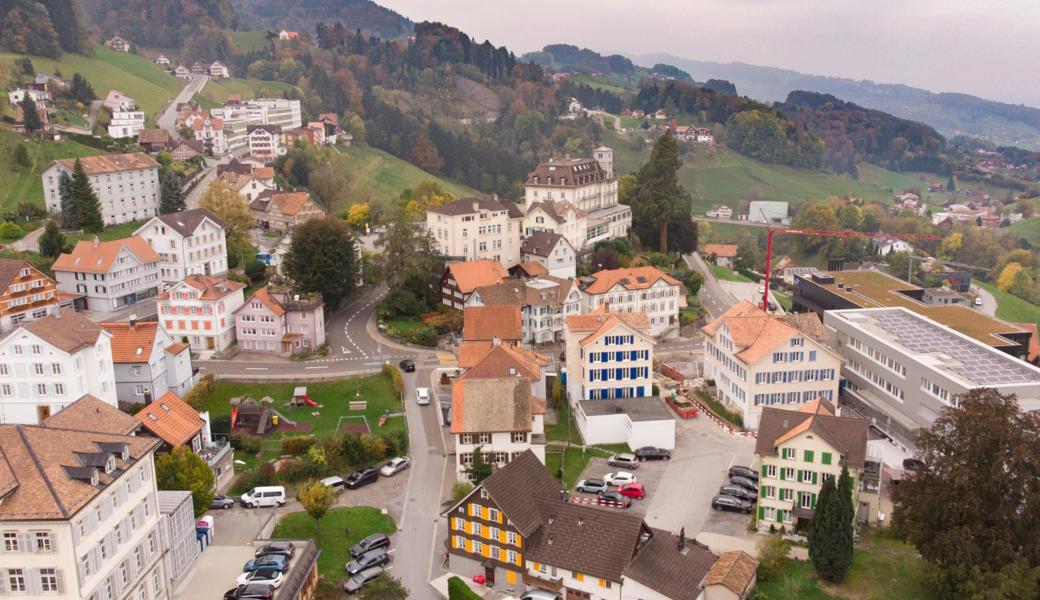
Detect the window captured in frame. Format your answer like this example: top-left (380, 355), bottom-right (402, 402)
top-left (7, 568), bottom-right (25, 592)
top-left (765, 464), bottom-right (777, 478)
top-left (2, 532), bottom-right (18, 552)
top-left (488, 508), bottom-right (500, 522)
top-left (782, 448), bottom-right (796, 460)
top-left (574, 572), bottom-right (585, 582)
top-left (34, 531), bottom-right (52, 552)
top-left (39, 568), bottom-right (59, 592)
top-left (510, 432), bottom-right (526, 443)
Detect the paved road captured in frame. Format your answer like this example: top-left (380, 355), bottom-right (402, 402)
top-left (11, 226), bottom-right (44, 252)
top-left (686, 252), bottom-right (738, 318)
top-left (156, 75), bottom-right (208, 135)
top-left (973, 284), bottom-right (997, 317)
top-left (696, 217), bottom-right (771, 228)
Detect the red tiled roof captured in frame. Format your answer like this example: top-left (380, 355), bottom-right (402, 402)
top-left (583, 266), bottom-right (681, 295)
top-left (463, 306), bottom-right (522, 341)
top-left (134, 391), bottom-right (204, 448)
top-left (447, 260), bottom-right (508, 293)
top-left (53, 237), bottom-right (160, 273)
top-left (702, 244), bottom-right (737, 258)
top-left (100, 322), bottom-right (162, 363)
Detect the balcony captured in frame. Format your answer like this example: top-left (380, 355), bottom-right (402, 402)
top-left (199, 439), bottom-right (232, 468)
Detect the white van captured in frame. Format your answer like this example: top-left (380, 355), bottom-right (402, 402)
top-left (240, 486), bottom-right (286, 508)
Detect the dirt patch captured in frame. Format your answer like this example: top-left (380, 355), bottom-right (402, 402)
top-left (340, 422), bottom-right (370, 434)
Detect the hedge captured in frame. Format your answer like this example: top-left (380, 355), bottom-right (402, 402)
top-left (447, 577), bottom-right (481, 600)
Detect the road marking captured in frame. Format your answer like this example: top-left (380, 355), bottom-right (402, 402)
top-left (305, 366), bottom-right (328, 370)
top-left (340, 346), bottom-right (351, 355)
top-left (245, 367), bottom-right (268, 371)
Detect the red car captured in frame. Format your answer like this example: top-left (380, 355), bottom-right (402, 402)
top-left (617, 482), bottom-right (645, 499)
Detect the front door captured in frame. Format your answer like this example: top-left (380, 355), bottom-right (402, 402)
top-left (36, 405), bottom-right (51, 422)
top-left (484, 564), bottom-right (495, 586)
top-left (207, 337), bottom-right (216, 350)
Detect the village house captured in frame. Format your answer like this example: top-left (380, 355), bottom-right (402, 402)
top-left (100, 320), bottom-right (195, 404)
top-left (208, 61), bottom-right (230, 79)
top-left (250, 191), bottom-right (326, 231)
top-left (154, 54), bottom-right (170, 67)
top-left (706, 204), bottom-right (733, 219)
top-left (190, 62), bottom-right (207, 76)
top-left (522, 201), bottom-right (588, 253)
top-left (106, 35), bottom-right (131, 52)
top-left (755, 399), bottom-right (876, 532)
top-left (135, 390), bottom-right (235, 489)
top-left (462, 305), bottom-right (523, 346)
top-left (427, 198), bottom-right (524, 268)
top-left (440, 260), bottom-right (509, 310)
top-left (136, 128), bottom-right (171, 153)
top-left (102, 90), bottom-right (136, 113)
top-left (874, 235), bottom-right (913, 256)
top-left (443, 450), bottom-right (758, 599)
top-left (466, 275), bottom-right (582, 345)
top-left (174, 65), bottom-right (191, 78)
top-left (457, 333), bottom-right (551, 401)
top-left (451, 377), bottom-right (546, 481)
top-left (218, 169), bottom-right (275, 202)
top-left (108, 110), bottom-right (146, 139)
top-left (7, 88), bottom-right (51, 108)
top-left (234, 286), bottom-right (326, 355)
top-left (192, 116), bottom-right (228, 155)
top-left (579, 266), bottom-right (687, 337)
top-left (169, 140), bottom-right (204, 161)
top-left (135, 208), bottom-right (228, 283)
top-left (42, 153), bottom-right (162, 226)
top-left (702, 301), bottom-right (842, 429)
top-left (0, 259), bottom-right (60, 333)
top-left (247, 124), bottom-right (285, 162)
top-left (155, 275), bottom-right (245, 353)
top-left (53, 236), bottom-right (161, 312)
top-left (520, 231), bottom-right (576, 279)
top-left (278, 29), bottom-right (299, 40)
top-left (703, 243), bottom-right (738, 269)
top-left (0, 309), bottom-right (117, 422)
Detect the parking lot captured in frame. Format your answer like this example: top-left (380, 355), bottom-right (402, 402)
top-left (572, 455), bottom-right (670, 518)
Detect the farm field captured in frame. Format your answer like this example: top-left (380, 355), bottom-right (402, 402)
top-left (0, 130), bottom-right (104, 212)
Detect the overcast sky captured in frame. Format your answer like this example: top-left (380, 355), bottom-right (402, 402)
top-left (378, 0), bottom-right (1039, 107)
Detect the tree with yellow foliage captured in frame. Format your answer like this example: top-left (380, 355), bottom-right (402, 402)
top-left (997, 262), bottom-right (1023, 291)
top-left (347, 202), bottom-right (370, 229)
top-left (199, 181), bottom-right (254, 268)
top-left (938, 232), bottom-right (962, 260)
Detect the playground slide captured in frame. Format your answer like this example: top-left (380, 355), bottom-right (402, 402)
top-left (304, 396), bottom-right (318, 408)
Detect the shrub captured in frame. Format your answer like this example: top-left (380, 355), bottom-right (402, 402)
top-left (227, 271), bottom-right (248, 285)
top-left (359, 433), bottom-right (389, 462)
top-left (383, 363), bottom-right (404, 395)
top-left (244, 260), bottom-right (268, 282)
top-left (452, 482), bottom-right (474, 502)
top-left (0, 222), bottom-right (24, 240)
top-left (210, 414), bottom-right (231, 435)
top-left (447, 576), bottom-right (481, 600)
top-left (758, 534), bottom-right (792, 572)
top-left (379, 429), bottom-right (409, 456)
top-left (184, 374), bottom-right (215, 408)
top-left (231, 434), bottom-right (263, 455)
top-left (281, 436), bottom-right (316, 456)
top-left (277, 457), bottom-right (326, 482)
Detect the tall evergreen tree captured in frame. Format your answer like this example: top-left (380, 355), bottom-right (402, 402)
top-left (70, 159), bottom-right (103, 233)
top-left (38, 220), bottom-right (66, 258)
top-left (282, 218), bottom-right (359, 309)
top-left (628, 132), bottom-right (690, 253)
top-left (68, 73), bottom-right (96, 104)
top-left (19, 94), bottom-right (42, 132)
top-left (808, 471), bottom-right (854, 582)
top-left (41, 0), bottom-right (90, 54)
top-left (58, 170), bottom-right (77, 229)
top-left (159, 168), bottom-right (185, 214)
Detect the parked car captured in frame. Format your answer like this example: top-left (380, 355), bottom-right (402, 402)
top-left (719, 484), bottom-right (757, 503)
top-left (319, 476), bottom-right (345, 492)
top-left (344, 566), bottom-right (384, 594)
top-left (344, 467), bottom-right (379, 489)
top-left (210, 494), bottom-right (234, 509)
top-left (634, 446), bottom-right (671, 461)
top-left (729, 475), bottom-right (758, 491)
top-left (728, 466), bottom-right (759, 481)
top-left (574, 478), bottom-right (607, 494)
top-left (521, 590), bottom-right (562, 600)
top-left (345, 547), bottom-right (390, 576)
top-left (603, 471), bottom-right (637, 486)
top-left (606, 453), bottom-right (639, 469)
top-left (240, 486), bottom-right (286, 508)
top-left (711, 494), bottom-right (753, 514)
top-left (974, 297), bottom-right (984, 307)
top-left (236, 568), bottom-right (284, 589)
top-left (224, 584), bottom-right (274, 600)
top-left (254, 541), bottom-right (295, 559)
top-left (597, 491), bottom-right (631, 508)
top-left (243, 555), bottom-right (289, 573)
top-left (398, 359), bottom-right (415, 372)
top-left (380, 456), bottom-right (411, 477)
top-left (903, 458), bottom-right (926, 471)
top-left (617, 482), bottom-right (646, 499)
top-left (415, 387), bottom-right (430, 405)
top-left (350, 533), bottom-right (391, 558)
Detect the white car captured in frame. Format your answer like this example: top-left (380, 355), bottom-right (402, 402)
top-left (603, 471), bottom-right (637, 486)
top-left (236, 568), bottom-right (285, 588)
top-left (974, 297), bottom-right (984, 307)
top-left (415, 387), bottom-right (430, 405)
top-left (319, 476), bottom-right (345, 491)
top-left (380, 456), bottom-right (411, 477)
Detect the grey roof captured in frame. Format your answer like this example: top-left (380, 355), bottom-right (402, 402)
top-left (578, 397), bottom-right (673, 422)
top-left (522, 231), bottom-right (568, 258)
top-left (623, 529), bottom-right (717, 600)
top-left (427, 197), bottom-right (523, 219)
top-left (479, 450), bottom-right (561, 537)
top-left (755, 405), bottom-right (869, 469)
top-left (153, 208), bottom-right (227, 237)
top-left (156, 490), bottom-right (193, 514)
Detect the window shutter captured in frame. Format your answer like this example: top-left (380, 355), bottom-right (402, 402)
top-left (811, 493), bottom-right (817, 508)
top-left (0, 570), bottom-right (5, 593)
top-left (812, 472), bottom-right (818, 485)
top-left (19, 533), bottom-right (33, 553)
top-left (779, 470), bottom-right (785, 481)
top-left (761, 464), bottom-right (768, 478)
top-left (760, 486), bottom-right (766, 498)
top-left (758, 506), bottom-right (764, 520)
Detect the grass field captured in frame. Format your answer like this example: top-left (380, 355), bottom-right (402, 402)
top-left (200, 77), bottom-right (296, 105)
top-left (974, 280), bottom-right (1040, 327)
top-left (0, 45), bottom-right (181, 116)
top-left (710, 263), bottom-right (752, 282)
top-left (1007, 217), bottom-right (1040, 248)
top-left (271, 507), bottom-right (396, 579)
top-left (0, 130), bottom-right (105, 212)
top-left (68, 220), bottom-right (145, 243)
top-left (230, 30), bottom-right (272, 54)
top-left (568, 72), bottom-right (632, 94)
top-left (337, 144), bottom-right (480, 208)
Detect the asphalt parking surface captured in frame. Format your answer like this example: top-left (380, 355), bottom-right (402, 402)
top-left (573, 455), bottom-right (669, 517)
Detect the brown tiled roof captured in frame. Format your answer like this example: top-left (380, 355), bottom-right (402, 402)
top-left (53, 236), bottom-right (160, 273)
top-left (514, 262), bottom-right (549, 277)
top-left (477, 450), bottom-right (561, 536)
top-left (253, 167), bottom-right (274, 180)
top-left (155, 275), bottom-right (244, 301)
top-left (755, 404), bottom-right (869, 469)
top-left (446, 261), bottom-right (508, 294)
top-left (166, 342), bottom-right (190, 355)
top-left (54, 153), bottom-right (159, 175)
top-left (192, 117), bottom-right (224, 130)
top-left (427, 197), bottom-right (523, 219)
top-left (702, 301), bottom-right (800, 365)
top-left (702, 244), bottom-right (737, 258)
top-left (704, 551), bottom-right (758, 596)
top-left (457, 342), bottom-right (493, 368)
top-left (0, 424), bottom-right (159, 521)
top-left (21, 309), bottom-right (104, 353)
top-left (100, 321), bottom-right (162, 363)
top-left (522, 231), bottom-right (570, 258)
top-left (624, 530), bottom-right (719, 600)
top-left (526, 157), bottom-right (612, 186)
top-left (150, 208), bottom-right (227, 237)
top-left (459, 343), bottom-right (545, 381)
top-left (583, 266), bottom-right (681, 295)
top-left (0, 259), bottom-right (33, 290)
top-left (238, 287), bottom-right (286, 316)
top-left (471, 281), bottom-right (524, 306)
top-left (451, 378), bottom-right (532, 434)
top-left (42, 395), bottom-right (139, 435)
top-left (135, 392), bottom-right (205, 448)
top-left (781, 312), bottom-right (831, 344)
top-left (463, 306), bottom-right (521, 341)
top-left (137, 128), bottom-right (170, 145)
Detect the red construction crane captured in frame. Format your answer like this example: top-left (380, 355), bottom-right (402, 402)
top-left (761, 227), bottom-right (946, 312)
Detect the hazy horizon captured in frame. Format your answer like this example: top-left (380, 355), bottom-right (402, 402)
top-left (378, 0), bottom-right (1040, 107)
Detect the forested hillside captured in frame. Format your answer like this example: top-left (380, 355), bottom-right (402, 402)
top-left (231, 0), bottom-right (412, 39)
top-left (0, 0), bottom-right (92, 57)
top-left (79, 0), bottom-right (236, 61)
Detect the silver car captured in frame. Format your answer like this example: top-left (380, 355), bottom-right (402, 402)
top-left (521, 590), bottom-right (562, 600)
top-left (607, 453), bottom-right (639, 469)
top-left (380, 456), bottom-right (411, 477)
top-left (415, 387), bottom-right (431, 405)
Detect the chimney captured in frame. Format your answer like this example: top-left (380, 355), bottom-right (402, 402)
top-left (92, 235), bottom-right (100, 248)
top-left (492, 336), bottom-right (501, 347)
top-left (128, 313), bottom-right (137, 329)
top-left (677, 526), bottom-right (686, 552)
top-left (472, 201), bottom-right (480, 212)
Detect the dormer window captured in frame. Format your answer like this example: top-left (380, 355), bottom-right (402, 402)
top-left (105, 456), bottom-right (116, 474)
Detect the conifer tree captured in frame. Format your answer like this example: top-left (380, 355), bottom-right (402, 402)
top-left (71, 159), bottom-right (103, 233)
top-left (38, 220), bottom-right (66, 258)
top-left (159, 167), bottom-right (185, 214)
top-left (58, 170), bottom-right (77, 229)
top-left (808, 469), bottom-right (855, 582)
top-left (19, 94), bottom-right (42, 132)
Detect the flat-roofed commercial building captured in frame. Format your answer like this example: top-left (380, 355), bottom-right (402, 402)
top-left (825, 307), bottom-right (1040, 452)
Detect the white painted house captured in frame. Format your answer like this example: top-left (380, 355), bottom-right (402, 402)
top-left (427, 198), bottom-right (524, 268)
top-left (579, 266), bottom-right (687, 338)
top-left (108, 111), bottom-right (146, 139)
top-left (134, 208), bottom-right (228, 284)
top-left (42, 153), bottom-right (161, 226)
top-left (52, 237), bottom-right (161, 312)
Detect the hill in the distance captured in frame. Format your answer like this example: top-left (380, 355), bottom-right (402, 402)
top-left (229, 0), bottom-right (413, 39)
top-left (633, 53), bottom-right (1040, 150)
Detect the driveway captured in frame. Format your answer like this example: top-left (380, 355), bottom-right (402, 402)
top-left (572, 455), bottom-right (669, 518)
top-left (972, 284), bottom-right (997, 317)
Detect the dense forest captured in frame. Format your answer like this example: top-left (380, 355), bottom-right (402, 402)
top-left (779, 91), bottom-right (946, 176)
top-left (525, 44), bottom-right (637, 75)
top-left (561, 80), bottom-right (624, 114)
top-left (80, 0), bottom-right (235, 59)
top-left (231, 0), bottom-right (412, 39)
top-left (0, 0), bottom-right (92, 57)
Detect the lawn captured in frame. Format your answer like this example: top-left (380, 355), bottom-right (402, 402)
top-left (230, 30), bottom-right (273, 54)
top-left (974, 280), bottom-right (1040, 327)
top-left (1007, 216), bottom-right (1040, 248)
top-left (544, 400), bottom-right (630, 488)
top-left (336, 145), bottom-right (479, 210)
top-left (0, 129), bottom-right (105, 212)
top-left (0, 45), bottom-right (182, 115)
top-left (271, 507), bottom-right (396, 579)
top-left (756, 538), bottom-right (927, 600)
top-left (774, 292), bottom-right (793, 312)
top-left (385, 317), bottom-right (425, 333)
top-left (200, 77), bottom-right (297, 105)
top-left (710, 263), bottom-right (752, 283)
top-left (68, 220), bottom-right (145, 243)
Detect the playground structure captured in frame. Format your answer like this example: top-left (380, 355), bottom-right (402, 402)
top-left (291, 387), bottom-right (318, 408)
top-left (230, 395), bottom-right (298, 435)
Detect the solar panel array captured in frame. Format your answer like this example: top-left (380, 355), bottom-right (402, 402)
top-left (872, 310), bottom-right (1040, 385)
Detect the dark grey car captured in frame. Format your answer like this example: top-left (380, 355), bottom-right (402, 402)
top-left (344, 566), bottom-right (383, 594)
top-left (345, 548), bottom-right (389, 576)
top-left (719, 484), bottom-right (757, 503)
top-left (350, 533), bottom-right (390, 558)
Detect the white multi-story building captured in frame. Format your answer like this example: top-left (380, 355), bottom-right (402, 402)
top-left (108, 111), bottom-right (145, 139)
top-left (520, 231), bottom-right (576, 279)
top-left (522, 147), bottom-right (631, 249)
top-left (155, 275), bottom-right (245, 352)
top-left (521, 201), bottom-right (587, 252)
top-left (53, 237), bottom-right (161, 312)
top-left (465, 276), bottom-right (582, 345)
top-left (0, 407), bottom-right (170, 600)
top-left (0, 309), bottom-right (116, 423)
top-left (427, 198), bottom-right (524, 268)
top-left (208, 61), bottom-right (230, 79)
top-left (42, 154), bottom-right (161, 226)
top-left (134, 209), bottom-right (228, 284)
top-left (564, 311), bottom-right (654, 403)
top-left (100, 321), bottom-right (195, 405)
top-left (702, 301), bottom-right (842, 429)
top-left (247, 125), bottom-right (284, 163)
top-left (450, 377), bottom-right (545, 482)
top-left (579, 266), bottom-right (686, 338)
top-left (211, 99), bottom-right (302, 153)
top-left (192, 117), bottom-right (227, 156)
